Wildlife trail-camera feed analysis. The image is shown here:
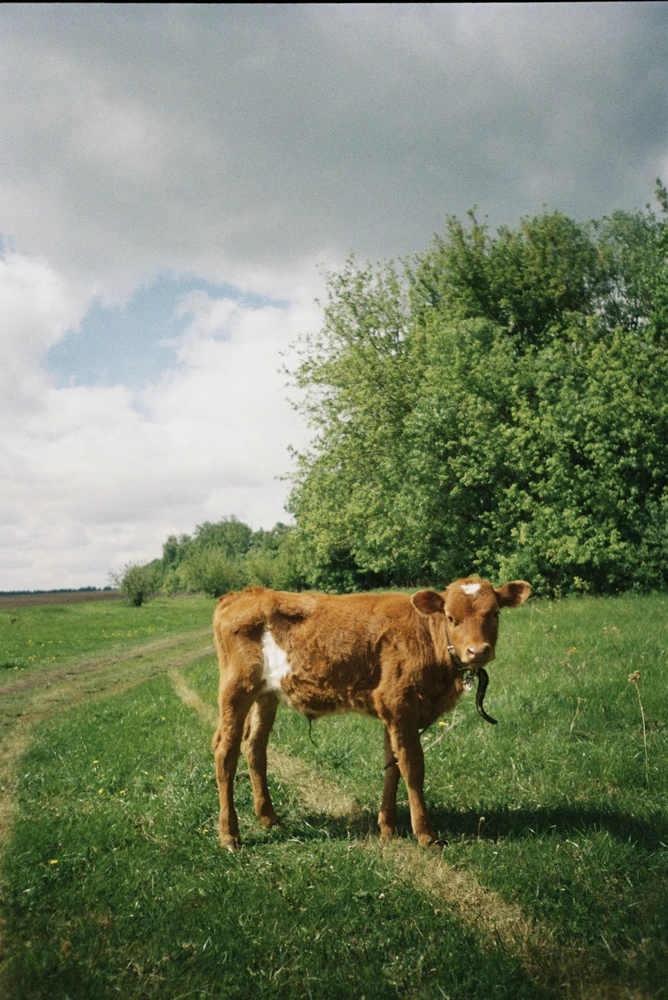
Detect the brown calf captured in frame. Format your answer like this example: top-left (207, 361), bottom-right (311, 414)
top-left (212, 577), bottom-right (531, 850)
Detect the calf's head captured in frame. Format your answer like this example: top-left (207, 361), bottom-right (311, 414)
top-left (411, 577), bottom-right (531, 667)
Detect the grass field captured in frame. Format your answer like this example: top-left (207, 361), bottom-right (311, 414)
top-left (0, 591), bottom-right (666, 999)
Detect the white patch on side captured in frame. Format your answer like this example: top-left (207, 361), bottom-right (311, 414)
top-left (261, 629), bottom-right (292, 702)
top-left (461, 582), bottom-right (481, 595)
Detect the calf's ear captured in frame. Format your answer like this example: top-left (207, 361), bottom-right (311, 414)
top-left (411, 590), bottom-right (445, 616)
top-left (495, 581), bottom-right (532, 607)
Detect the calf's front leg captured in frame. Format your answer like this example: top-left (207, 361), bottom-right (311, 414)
top-left (388, 723), bottom-right (440, 850)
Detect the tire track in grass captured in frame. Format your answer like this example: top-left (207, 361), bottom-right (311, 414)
top-left (169, 670), bottom-right (651, 1000)
top-left (375, 840), bottom-right (651, 1000)
top-left (0, 725), bottom-right (32, 994)
top-left (0, 628), bottom-right (212, 697)
top-left (168, 670), bottom-right (363, 820)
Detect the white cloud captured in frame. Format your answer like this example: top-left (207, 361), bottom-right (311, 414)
top-left (0, 260), bottom-right (320, 589)
top-left (0, 253), bottom-right (90, 410)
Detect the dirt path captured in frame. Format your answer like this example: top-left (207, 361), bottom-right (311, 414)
top-left (1, 632), bottom-right (215, 840)
top-left (168, 670), bottom-right (363, 822)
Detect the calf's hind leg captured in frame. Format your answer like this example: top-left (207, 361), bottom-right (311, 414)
top-left (213, 682), bottom-right (255, 851)
top-left (378, 726), bottom-right (400, 840)
top-left (243, 695), bottom-right (280, 829)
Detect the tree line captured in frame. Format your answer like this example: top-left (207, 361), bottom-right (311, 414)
top-left (121, 187), bottom-right (668, 602)
top-left (116, 517), bottom-right (304, 605)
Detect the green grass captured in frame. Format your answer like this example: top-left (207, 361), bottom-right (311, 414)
top-left (2, 591), bottom-right (667, 998)
top-left (0, 595), bottom-right (215, 677)
top-left (2, 676), bottom-right (536, 1000)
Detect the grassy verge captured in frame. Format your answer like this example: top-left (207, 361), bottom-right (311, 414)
top-left (0, 593), bottom-right (215, 747)
top-left (1, 591), bottom-right (666, 998)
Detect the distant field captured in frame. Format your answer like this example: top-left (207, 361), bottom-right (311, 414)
top-left (1, 590), bottom-right (666, 999)
top-left (0, 591), bottom-right (122, 609)
top-left (0, 593), bottom-right (214, 681)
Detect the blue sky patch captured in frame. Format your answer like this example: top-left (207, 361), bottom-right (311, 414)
top-left (47, 274), bottom-right (283, 390)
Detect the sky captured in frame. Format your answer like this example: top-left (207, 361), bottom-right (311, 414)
top-left (1, 2), bottom-right (667, 590)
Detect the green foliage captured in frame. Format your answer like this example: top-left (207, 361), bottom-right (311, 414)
top-left (115, 562), bottom-right (157, 607)
top-left (161, 533), bottom-right (193, 570)
top-left (193, 516), bottom-right (254, 558)
top-left (246, 524), bottom-right (307, 592)
top-left (289, 258), bottom-right (419, 590)
top-left (289, 200), bottom-right (668, 594)
top-left (180, 548), bottom-right (247, 598)
top-left (412, 210), bottom-right (603, 349)
top-left (138, 518), bottom-right (307, 598)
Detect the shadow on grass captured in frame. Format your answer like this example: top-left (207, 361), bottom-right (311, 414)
top-left (246, 800), bottom-right (665, 851)
top-left (430, 802), bottom-right (666, 849)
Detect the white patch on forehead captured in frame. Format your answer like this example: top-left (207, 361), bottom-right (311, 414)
top-left (460, 583), bottom-right (481, 596)
top-left (261, 629), bottom-right (292, 704)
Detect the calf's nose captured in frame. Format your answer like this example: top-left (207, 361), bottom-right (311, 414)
top-left (465, 643), bottom-right (492, 663)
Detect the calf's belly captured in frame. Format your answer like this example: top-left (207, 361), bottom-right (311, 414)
top-left (260, 630), bottom-right (375, 718)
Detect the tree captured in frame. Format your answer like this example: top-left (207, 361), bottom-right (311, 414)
top-left (192, 517), bottom-right (253, 558)
top-left (288, 202), bottom-right (668, 595)
top-left (288, 257), bottom-right (420, 589)
top-left (162, 533), bottom-right (192, 569)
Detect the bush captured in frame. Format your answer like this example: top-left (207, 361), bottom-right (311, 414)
top-left (244, 547), bottom-right (305, 592)
top-left (115, 563), bottom-right (157, 607)
top-left (160, 567), bottom-right (185, 596)
top-left (181, 549), bottom-right (247, 598)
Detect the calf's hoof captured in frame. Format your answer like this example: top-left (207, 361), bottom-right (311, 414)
top-left (220, 833), bottom-right (242, 852)
top-left (417, 833), bottom-right (442, 851)
top-left (260, 813), bottom-right (280, 829)
top-left (378, 825), bottom-right (395, 842)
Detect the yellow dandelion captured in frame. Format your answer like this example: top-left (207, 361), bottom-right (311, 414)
top-left (119, 790), bottom-right (126, 795)
top-left (438, 721), bottom-right (446, 727)
top-left (49, 859), bottom-right (58, 865)
top-left (92, 760), bottom-right (99, 764)
top-left (98, 788), bottom-right (104, 794)
top-left (157, 776), bottom-right (164, 781)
